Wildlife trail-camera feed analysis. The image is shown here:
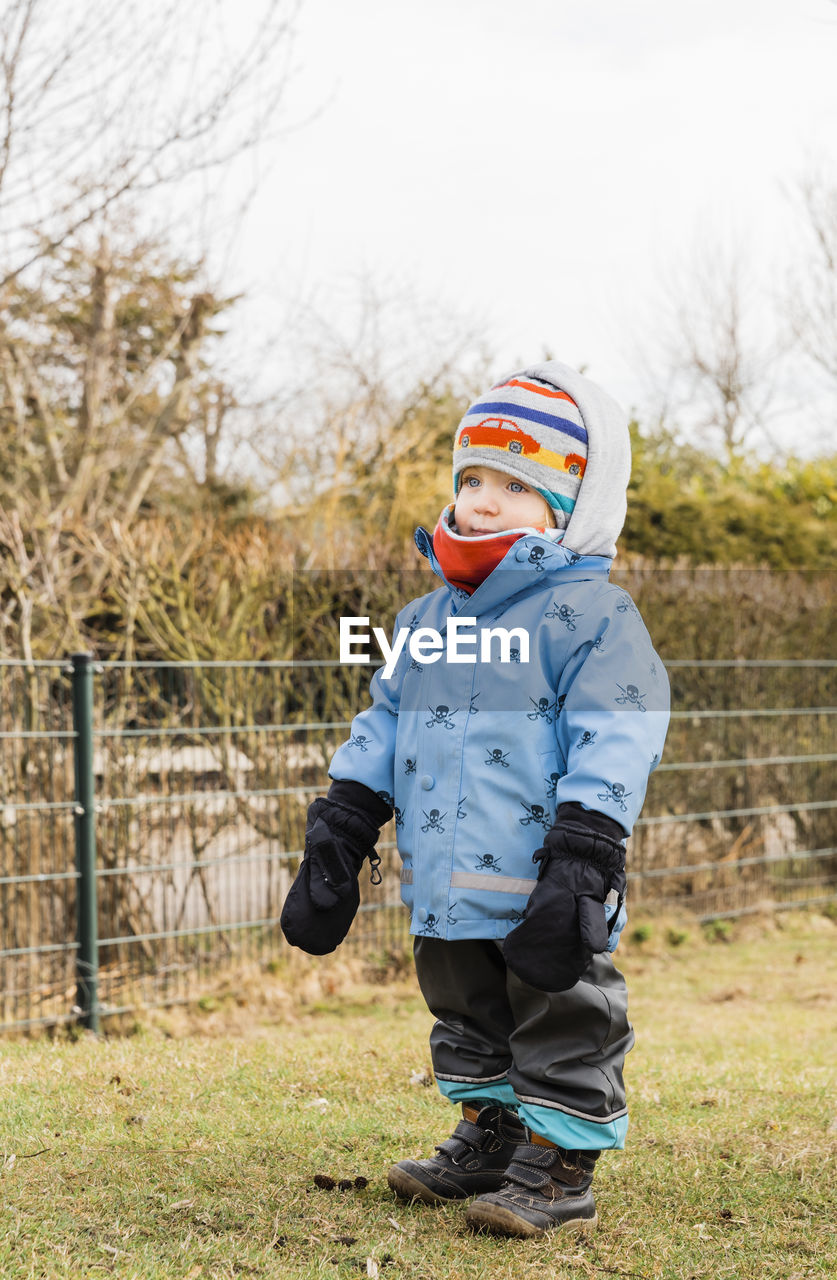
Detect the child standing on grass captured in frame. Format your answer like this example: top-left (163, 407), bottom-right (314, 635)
top-left (281, 360), bottom-right (670, 1238)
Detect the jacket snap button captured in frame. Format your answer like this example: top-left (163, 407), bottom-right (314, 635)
top-left (514, 546), bottom-right (528, 562)
top-left (417, 908), bottom-right (428, 923)
top-left (421, 774), bottom-right (434, 790)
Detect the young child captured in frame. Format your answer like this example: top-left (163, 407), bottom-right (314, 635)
top-left (281, 360), bottom-right (670, 1238)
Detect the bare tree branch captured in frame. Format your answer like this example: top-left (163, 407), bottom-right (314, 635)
top-left (785, 168), bottom-right (837, 386)
top-left (0, 0), bottom-right (301, 285)
top-left (637, 237), bottom-right (783, 460)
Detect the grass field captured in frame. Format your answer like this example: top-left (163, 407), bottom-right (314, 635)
top-left (1, 911), bottom-right (835, 1279)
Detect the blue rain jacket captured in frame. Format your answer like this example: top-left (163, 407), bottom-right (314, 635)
top-left (329, 527), bottom-right (670, 944)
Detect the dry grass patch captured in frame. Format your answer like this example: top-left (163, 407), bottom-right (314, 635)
top-left (0, 912), bottom-right (834, 1279)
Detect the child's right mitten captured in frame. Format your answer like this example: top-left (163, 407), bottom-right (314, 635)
top-left (280, 780), bottom-right (392, 955)
top-left (503, 809), bottom-right (626, 992)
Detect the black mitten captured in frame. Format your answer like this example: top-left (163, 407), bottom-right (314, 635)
top-left (503, 807), bottom-right (626, 992)
top-left (280, 780), bottom-right (392, 956)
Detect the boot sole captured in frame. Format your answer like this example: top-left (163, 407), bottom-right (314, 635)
top-left (465, 1200), bottom-right (598, 1238)
top-left (387, 1165), bottom-right (466, 1205)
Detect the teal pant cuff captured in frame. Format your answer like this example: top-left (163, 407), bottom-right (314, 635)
top-left (518, 1104), bottom-right (628, 1151)
top-left (435, 1077), bottom-right (520, 1110)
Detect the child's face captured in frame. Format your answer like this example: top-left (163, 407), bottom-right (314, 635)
top-left (454, 466), bottom-right (555, 537)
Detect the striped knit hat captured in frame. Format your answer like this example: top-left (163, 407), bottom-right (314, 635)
top-left (452, 371), bottom-right (588, 528)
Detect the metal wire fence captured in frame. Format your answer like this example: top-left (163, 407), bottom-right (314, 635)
top-left (0, 656), bottom-right (835, 1033)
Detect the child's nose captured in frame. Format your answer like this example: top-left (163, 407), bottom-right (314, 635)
top-left (475, 487), bottom-right (499, 512)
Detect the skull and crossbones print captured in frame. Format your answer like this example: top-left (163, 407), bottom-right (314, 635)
top-left (597, 779), bottom-right (632, 812)
top-left (615, 683), bottom-right (647, 712)
top-left (421, 808), bottom-right (447, 833)
top-left (527, 696), bottom-right (556, 722)
top-left (426, 704), bottom-right (458, 729)
top-left (545, 600), bottom-right (583, 630)
top-left (519, 801), bottom-right (549, 829)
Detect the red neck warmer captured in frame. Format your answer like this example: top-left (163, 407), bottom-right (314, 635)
top-left (432, 508), bottom-right (540, 593)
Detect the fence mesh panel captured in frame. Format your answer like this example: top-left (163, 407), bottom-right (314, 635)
top-left (0, 661), bottom-right (77, 1029)
top-left (0, 658), bottom-right (834, 1031)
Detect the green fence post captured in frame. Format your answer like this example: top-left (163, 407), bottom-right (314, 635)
top-left (70, 652), bottom-right (99, 1032)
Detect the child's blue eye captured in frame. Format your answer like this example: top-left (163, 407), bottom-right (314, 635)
top-left (465, 475), bottom-right (480, 488)
top-left (508, 481), bottom-right (526, 493)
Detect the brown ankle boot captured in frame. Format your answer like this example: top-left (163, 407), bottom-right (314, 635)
top-left (465, 1135), bottom-right (600, 1236)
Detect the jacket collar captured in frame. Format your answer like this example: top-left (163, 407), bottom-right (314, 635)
top-left (414, 525), bottom-right (612, 616)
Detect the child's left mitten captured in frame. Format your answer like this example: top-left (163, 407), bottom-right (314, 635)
top-left (503, 810), bottom-right (625, 992)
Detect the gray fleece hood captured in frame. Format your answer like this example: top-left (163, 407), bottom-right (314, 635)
top-left (498, 360), bottom-right (631, 559)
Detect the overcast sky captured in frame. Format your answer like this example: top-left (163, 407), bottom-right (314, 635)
top-left (218, 0), bottom-right (837, 442)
